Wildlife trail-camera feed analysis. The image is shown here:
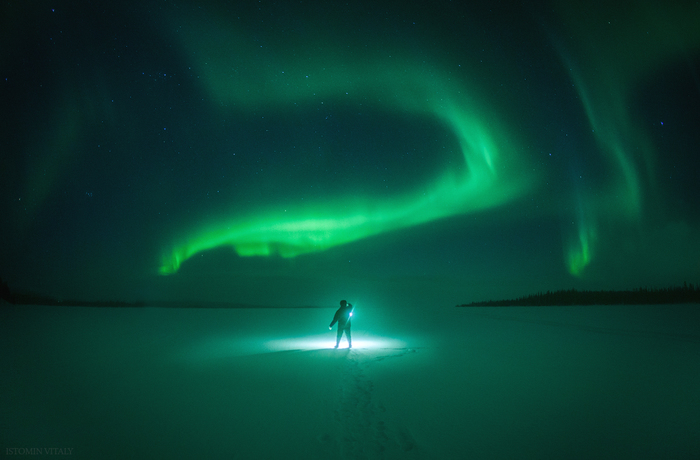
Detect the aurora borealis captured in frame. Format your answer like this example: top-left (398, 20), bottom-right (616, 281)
top-left (1, 0), bottom-right (699, 306)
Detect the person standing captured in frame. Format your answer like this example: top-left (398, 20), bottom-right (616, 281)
top-left (329, 300), bottom-right (353, 348)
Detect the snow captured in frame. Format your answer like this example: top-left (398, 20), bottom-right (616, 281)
top-left (1, 303), bottom-right (698, 459)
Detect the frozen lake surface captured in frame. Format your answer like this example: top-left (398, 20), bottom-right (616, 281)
top-left (1, 303), bottom-right (699, 459)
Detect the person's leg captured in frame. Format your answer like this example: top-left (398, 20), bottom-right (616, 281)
top-left (335, 326), bottom-right (342, 348)
top-left (346, 327), bottom-right (352, 348)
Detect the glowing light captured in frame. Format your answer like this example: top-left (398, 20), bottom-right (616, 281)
top-left (158, 16), bottom-right (536, 274)
top-left (264, 334), bottom-right (406, 352)
top-left (180, 333), bottom-right (407, 365)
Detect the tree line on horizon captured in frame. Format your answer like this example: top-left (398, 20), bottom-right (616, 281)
top-left (459, 283), bottom-right (700, 307)
top-left (4, 277), bottom-right (700, 308)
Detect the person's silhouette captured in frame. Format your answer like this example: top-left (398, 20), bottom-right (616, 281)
top-left (329, 300), bottom-right (353, 348)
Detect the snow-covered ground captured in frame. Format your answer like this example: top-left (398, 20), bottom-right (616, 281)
top-left (1, 303), bottom-right (698, 459)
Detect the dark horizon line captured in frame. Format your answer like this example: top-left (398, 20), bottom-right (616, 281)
top-left (2, 296), bottom-right (331, 309)
top-left (0, 285), bottom-right (331, 309)
top-left (3, 280), bottom-right (700, 309)
top-left (459, 283), bottom-right (700, 307)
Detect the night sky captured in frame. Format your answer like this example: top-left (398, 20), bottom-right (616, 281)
top-left (2, 0), bottom-right (699, 307)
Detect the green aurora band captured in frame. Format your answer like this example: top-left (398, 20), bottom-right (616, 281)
top-left (159, 15), bottom-right (535, 274)
top-left (554, 0), bottom-right (700, 276)
top-left (159, 96), bottom-right (533, 274)
top-left (159, 1), bottom-right (700, 278)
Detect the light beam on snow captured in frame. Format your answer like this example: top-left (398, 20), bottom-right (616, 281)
top-left (264, 334), bottom-right (406, 352)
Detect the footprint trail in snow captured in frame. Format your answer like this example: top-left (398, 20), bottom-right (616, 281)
top-left (332, 348), bottom-right (423, 460)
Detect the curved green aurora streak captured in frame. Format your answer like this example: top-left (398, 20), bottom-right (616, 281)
top-left (554, 0), bottom-right (700, 276)
top-left (159, 17), bottom-right (535, 274)
top-left (160, 1), bottom-right (700, 277)
top-left (160, 99), bottom-right (532, 274)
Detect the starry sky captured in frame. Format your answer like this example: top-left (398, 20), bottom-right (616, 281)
top-left (1, 0), bottom-right (699, 307)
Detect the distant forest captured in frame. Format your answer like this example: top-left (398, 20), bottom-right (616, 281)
top-left (3, 278), bottom-right (700, 308)
top-left (459, 283), bottom-right (700, 307)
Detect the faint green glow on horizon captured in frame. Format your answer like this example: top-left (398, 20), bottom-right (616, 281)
top-left (159, 16), bottom-right (536, 275)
